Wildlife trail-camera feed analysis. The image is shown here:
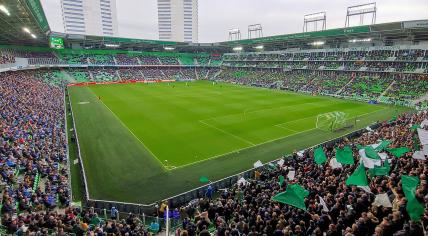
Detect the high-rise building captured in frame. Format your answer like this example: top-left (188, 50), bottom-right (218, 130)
top-left (157, 0), bottom-right (198, 43)
top-left (60, 0), bottom-right (119, 36)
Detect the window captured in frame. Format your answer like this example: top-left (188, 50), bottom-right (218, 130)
top-left (65, 16), bottom-right (84, 20)
top-left (64, 0), bottom-right (82, 3)
top-left (64, 11), bottom-right (84, 16)
top-left (64, 7), bottom-right (83, 12)
top-left (63, 3), bottom-right (83, 8)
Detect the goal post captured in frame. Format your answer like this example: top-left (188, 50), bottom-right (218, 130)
top-left (316, 111), bottom-right (355, 132)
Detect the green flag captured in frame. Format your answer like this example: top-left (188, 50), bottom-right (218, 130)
top-left (335, 146), bottom-right (354, 165)
top-left (272, 184), bottom-right (308, 211)
top-left (199, 176), bottom-right (210, 183)
top-left (410, 124), bottom-right (422, 131)
top-left (386, 147), bottom-right (410, 158)
top-left (363, 146), bottom-right (381, 160)
top-left (267, 163), bottom-right (276, 171)
top-left (401, 176), bottom-right (424, 221)
top-left (388, 115), bottom-right (397, 124)
top-left (368, 160), bottom-right (390, 176)
top-left (314, 147), bottom-right (327, 165)
top-left (279, 175), bottom-right (284, 186)
top-left (374, 140), bottom-right (391, 152)
top-left (412, 135), bottom-right (420, 151)
top-left (346, 164), bottom-right (368, 186)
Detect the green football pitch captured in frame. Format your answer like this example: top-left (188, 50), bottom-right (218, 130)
top-left (68, 80), bottom-right (405, 203)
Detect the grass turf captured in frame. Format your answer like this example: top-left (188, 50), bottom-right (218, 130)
top-left (68, 81), bottom-right (406, 203)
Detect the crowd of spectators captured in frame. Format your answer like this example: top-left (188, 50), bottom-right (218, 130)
top-left (385, 74), bottom-right (428, 101)
top-left (223, 48), bottom-right (428, 74)
top-left (139, 56), bottom-right (161, 65)
top-left (0, 71), bottom-right (69, 227)
top-left (91, 69), bottom-right (119, 82)
top-left (118, 68), bottom-right (144, 80)
top-left (0, 54), bottom-right (15, 64)
top-left (217, 69), bottom-right (428, 104)
top-left (159, 57), bottom-right (180, 65)
top-left (115, 54), bottom-right (140, 65)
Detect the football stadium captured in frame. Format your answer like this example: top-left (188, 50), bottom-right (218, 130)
top-left (0, 0), bottom-right (428, 235)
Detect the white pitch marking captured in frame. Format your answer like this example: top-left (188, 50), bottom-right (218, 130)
top-left (198, 120), bottom-right (255, 146)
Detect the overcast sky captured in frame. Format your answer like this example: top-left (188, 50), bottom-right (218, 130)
top-left (41, 0), bottom-right (428, 43)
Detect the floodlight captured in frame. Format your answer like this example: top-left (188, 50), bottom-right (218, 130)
top-left (164, 46), bottom-right (175, 51)
top-left (254, 45), bottom-right (264, 50)
top-left (105, 44), bottom-right (120, 48)
top-left (348, 38), bottom-right (372, 43)
top-left (232, 46), bottom-right (243, 51)
top-left (0, 5), bottom-right (10, 16)
top-left (23, 27), bottom-right (31, 33)
top-left (310, 41), bottom-right (325, 46)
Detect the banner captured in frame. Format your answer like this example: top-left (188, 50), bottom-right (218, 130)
top-left (403, 20), bottom-right (428, 29)
top-left (67, 79), bottom-right (175, 87)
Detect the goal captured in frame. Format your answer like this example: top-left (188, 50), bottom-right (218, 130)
top-left (316, 111), bottom-right (355, 132)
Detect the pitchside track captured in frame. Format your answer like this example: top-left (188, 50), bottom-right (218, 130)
top-left (68, 81), bottom-right (406, 203)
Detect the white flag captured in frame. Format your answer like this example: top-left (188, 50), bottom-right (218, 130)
top-left (359, 149), bottom-right (381, 169)
top-left (237, 177), bottom-right (248, 186)
top-left (421, 119), bottom-right (428, 128)
top-left (423, 145), bottom-right (428, 155)
top-left (319, 196), bottom-right (329, 212)
top-left (287, 170), bottom-right (295, 180)
top-left (329, 158), bottom-right (342, 169)
top-left (417, 128), bottom-right (428, 145)
top-left (277, 159), bottom-right (285, 167)
top-left (378, 152), bottom-right (388, 160)
top-left (370, 142), bottom-right (381, 150)
top-left (253, 160), bottom-right (263, 168)
top-left (297, 150), bottom-right (304, 157)
top-left (366, 126), bottom-right (373, 132)
top-left (358, 186), bottom-right (372, 193)
top-left (373, 193), bottom-right (392, 208)
top-left (412, 151), bottom-right (426, 160)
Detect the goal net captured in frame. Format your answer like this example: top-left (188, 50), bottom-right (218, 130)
top-left (316, 111), bottom-right (355, 132)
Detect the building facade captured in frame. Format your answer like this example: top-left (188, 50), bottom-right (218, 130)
top-left (158, 0), bottom-right (198, 43)
top-left (61, 0), bottom-right (119, 36)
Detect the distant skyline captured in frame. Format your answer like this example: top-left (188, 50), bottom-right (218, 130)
top-left (40, 0), bottom-right (428, 42)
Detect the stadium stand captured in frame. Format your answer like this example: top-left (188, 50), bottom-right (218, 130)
top-left (0, 71), bottom-right (69, 223)
top-left (0, 4), bottom-right (427, 233)
top-left (115, 54), bottom-right (140, 65)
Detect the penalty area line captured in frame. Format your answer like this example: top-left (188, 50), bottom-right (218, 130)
top-left (198, 120), bottom-right (255, 146)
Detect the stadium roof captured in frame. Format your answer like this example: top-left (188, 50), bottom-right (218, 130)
top-left (219, 20), bottom-right (428, 51)
top-left (0, 1), bottom-right (427, 52)
top-left (0, 0), bottom-right (50, 46)
top-left (53, 20), bottom-right (428, 52)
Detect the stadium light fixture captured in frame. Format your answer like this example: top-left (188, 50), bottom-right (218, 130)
top-left (310, 41), bottom-right (325, 46)
top-left (31, 34), bottom-right (37, 39)
top-left (164, 46), bottom-right (175, 51)
top-left (348, 38), bottom-right (372, 43)
top-left (105, 43), bottom-right (120, 48)
top-left (254, 45), bottom-right (264, 50)
top-left (232, 46), bottom-right (243, 51)
top-left (0, 5), bottom-right (10, 16)
top-left (23, 27), bottom-right (31, 33)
